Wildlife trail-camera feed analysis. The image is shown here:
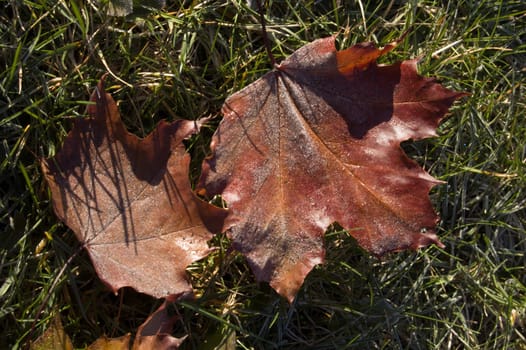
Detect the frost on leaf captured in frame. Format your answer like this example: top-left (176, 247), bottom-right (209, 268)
top-left (41, 76), bottom-right (226, 299)
top-left (199, 36), bottom-right (466, 302)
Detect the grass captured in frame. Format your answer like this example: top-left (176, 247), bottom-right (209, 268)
top-left (1, 0), bottom-right (525, 348)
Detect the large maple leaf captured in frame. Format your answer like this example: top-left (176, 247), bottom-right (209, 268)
top-left (41, 76), bottom-right (226, 299)
top-left (199, 36), bottom-right (466, 302)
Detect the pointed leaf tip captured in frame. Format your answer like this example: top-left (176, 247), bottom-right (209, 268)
top-left (337, 33), bottom-right (407, 73)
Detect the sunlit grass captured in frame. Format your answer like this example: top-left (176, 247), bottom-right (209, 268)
top-left (1, 0), bottom-right (525, 349)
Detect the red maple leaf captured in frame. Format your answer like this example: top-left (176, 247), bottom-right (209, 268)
top-left (199, 36), bottom-right (466, 302)
top-left (41, 76), bottom-right (226, 299)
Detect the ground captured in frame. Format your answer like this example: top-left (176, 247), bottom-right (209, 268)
top-left (1, 1), bottom-right (525, 349)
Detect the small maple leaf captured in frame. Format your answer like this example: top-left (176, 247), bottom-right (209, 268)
top-left (41, 76), bottom-right (226, 299)
top-left (199, 36), bottom-right (466, 302)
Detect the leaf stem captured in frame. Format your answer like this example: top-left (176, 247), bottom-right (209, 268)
top-left (255, 0), bottom-right (276, 68)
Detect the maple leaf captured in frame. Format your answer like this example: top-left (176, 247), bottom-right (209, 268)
top-left (41, 76), bottom-right (226, 299)
top-left (199, 36), bottom-right (466, 302)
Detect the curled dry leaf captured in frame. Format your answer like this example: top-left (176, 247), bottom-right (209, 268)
top-left (41, 76), bottom-right (226, 299)
top-left (199, 36), bottom-right (467, 302)
top-left (132, 300), bottom-right (186, 350)
top-left (87, 300), bottom-right (184, 350)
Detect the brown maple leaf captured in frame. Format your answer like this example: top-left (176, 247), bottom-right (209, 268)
top-left (199, 36), bottom-right (466, 302)
top-left (41, 76), bottom-right (226, 299)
